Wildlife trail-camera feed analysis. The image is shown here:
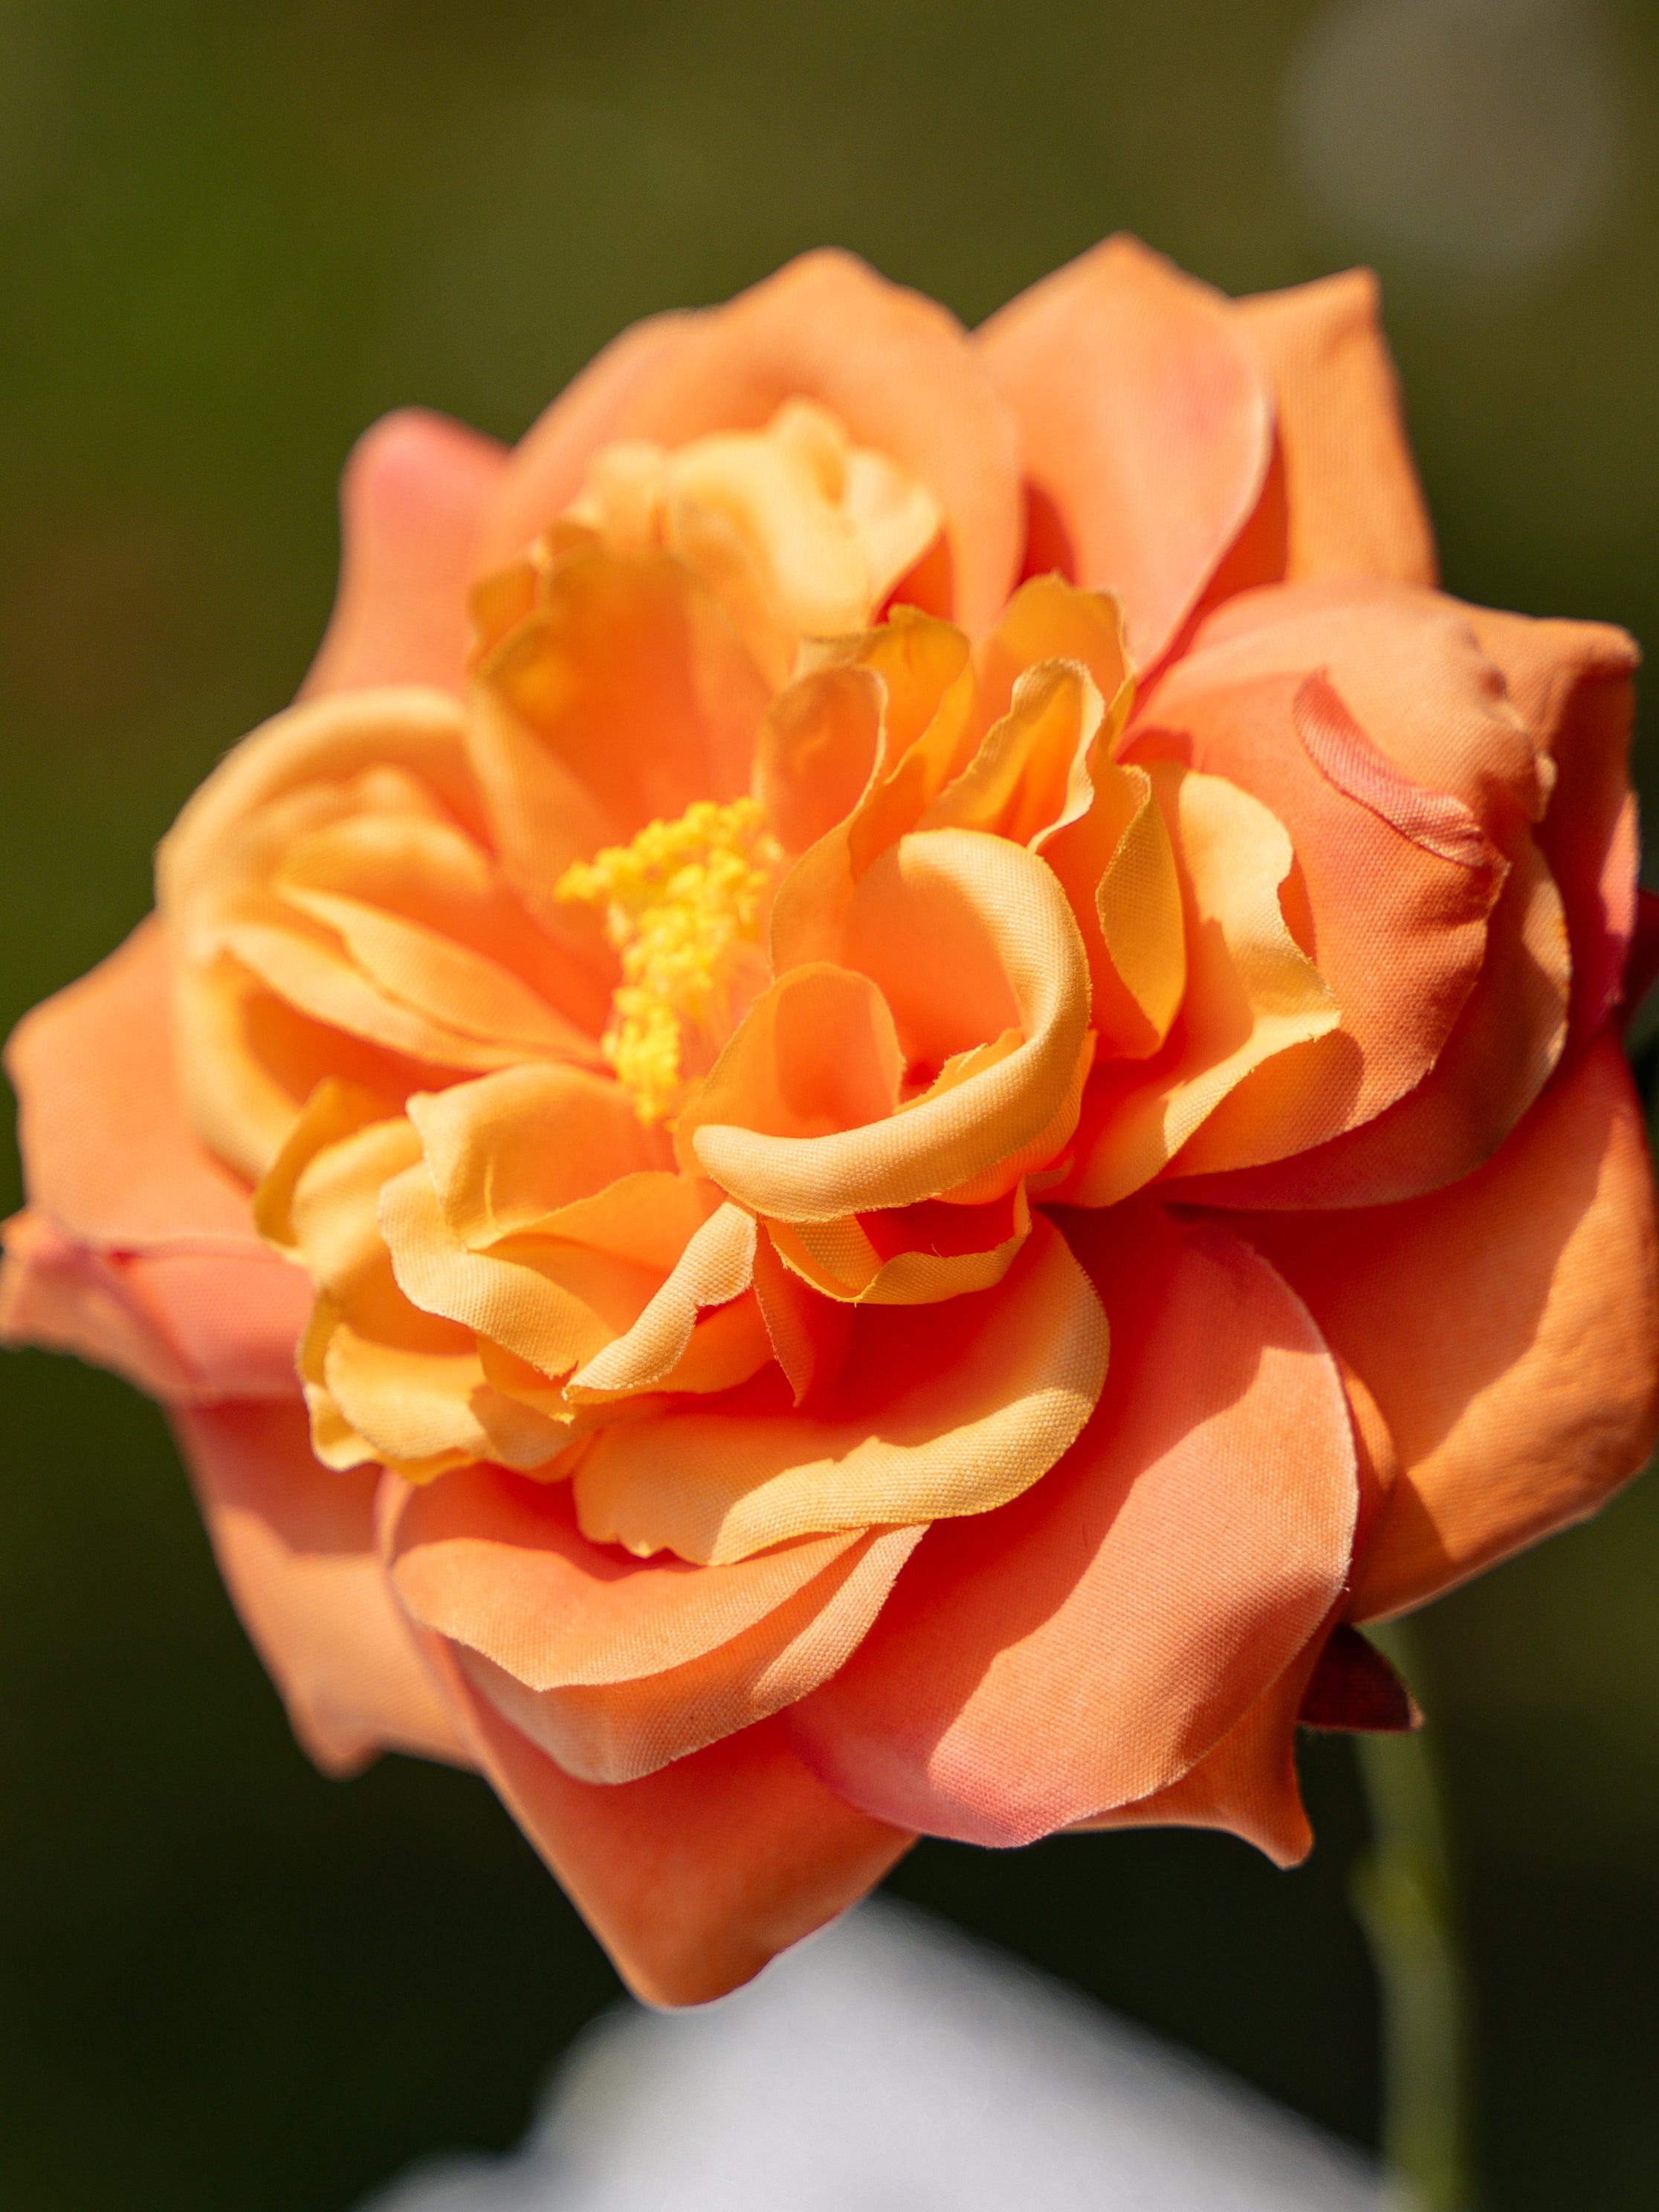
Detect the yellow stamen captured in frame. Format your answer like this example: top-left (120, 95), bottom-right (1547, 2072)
top-left (556, 797), bottom-right (781, 1125)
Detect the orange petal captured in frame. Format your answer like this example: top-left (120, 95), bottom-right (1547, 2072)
top-left (486, 252), bottom-right (1023, 637)
top-left (1229, 269), bottom-right (1437, 589)
top-left (977, 236), bottom-right (1272, 666)
top-left (690, 830), bottom-right (1090, 1218)
top-left (5, 919), bottom-right (259, 1252)
top-left (786, 1203), bottom-right (1356, 1846)
top-left (1461, 605), bottom-right (1640, 1054)
top-left (1, 1209), bottom-right (195, 1400)
top-left (572, 1214), bottom-right (1107, 1565)
top-left (1238, 1035), bottom-right (1659, 1620)
top-left (1069, 1622), bottom-right (1333, 1868)
top-left (302, 408), bottom-right (508, 702)
top-left (430, 1658), bottom-right (913, 2005)
top-left (172, 1398), bottom-right (468, 1774)
top-left (1128, 663), bottom-right (1505, 1171)
top-left (461, 1522), bottom-right (922, 1785)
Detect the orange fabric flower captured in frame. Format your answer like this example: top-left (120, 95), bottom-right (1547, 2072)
top-left (6, 239), bottom-right (1657, 2005)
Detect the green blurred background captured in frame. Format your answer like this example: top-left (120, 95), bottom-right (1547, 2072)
top-left (2, 1), bottom-right (1657, 2205)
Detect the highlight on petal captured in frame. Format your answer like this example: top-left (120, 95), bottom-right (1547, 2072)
top-left (1065, 765), bottom-right (1338, 1206)
top-left (1241, 1036), bottom-right (1659, 1620)
top-left (977, 235), bottom-right (1272, 665)
top-left (787, 1203), bottom-right (1357, 1846)
top-left (431, 1656), bottom-right (913, 2007)
top-left (1229, 269), bottom-right (1437, 589)
top-left (688, 828), bottom-right (1091, 1219)
top-left (302, 407), bottom-right (508, 701)
top-left (173, 1397), bottom-right (466, 1776)
top-left (485, 249), bottom-right (1024, 637)
top-left (572, 1214), bottom-right (1107, 1565)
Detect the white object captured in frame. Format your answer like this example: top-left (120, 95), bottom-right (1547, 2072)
top-left (363, 1898), bottom-right (1391, 2211)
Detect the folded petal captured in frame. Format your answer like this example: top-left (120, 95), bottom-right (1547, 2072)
top-left (172, 1398), bottom-right (467, 1774)
top-left (430, 1650), bottom-right (913, 2006)
top-left (786, 1203), bottom-right (1357, 1846)
top-left (5, 919), bottom-right (259, 1252)
top-left (573, 1214), bottom-right (1107, 1565)
top-left (1238, 1036), bottom-right (1659, 1620)
top-left (455, 1522), bottom-right (923, 1785)
top-left (1229, 270), bottom-right (1436, 589)
top-left (487, 251), bottom-right (1023, 636)
top-left (977, 236), bottom-right (1272, 665)
top-left (302, 408), bottom-right (508, 701)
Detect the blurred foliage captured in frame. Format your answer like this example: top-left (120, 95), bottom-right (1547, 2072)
top-left (1, 1), bottom-right (1658, 2205)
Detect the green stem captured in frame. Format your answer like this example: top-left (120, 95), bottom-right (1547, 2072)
top-left (1351, 1620), bottom-right (1475, 2211)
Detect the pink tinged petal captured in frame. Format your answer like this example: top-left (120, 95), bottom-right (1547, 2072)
top-left (977, 235), bottom-right (1272, 667)
top-left (786, 1203), bottom-right (1357, 1847)
top-left (428, 1643), bottom-right (914, 2008)
top-left (1229, 269), bottom-right (1437, 589)
top-left (1240, 1036), bottom-right (1659, 1621)
top-left (1, 1209), bottom-right (195, 1400)
top-left (302, 408), bottom-right (508, 702)
top-left (172, 1398), bottom-right (468, 1775)
top-left (486, 253), bottom-right (1024, 637)
top-left (5, 919), bottom-right (259, 1253)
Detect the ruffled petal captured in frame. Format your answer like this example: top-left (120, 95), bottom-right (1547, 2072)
top-left (484, 251), bottom-right (1023, 636)
top-left (430, 1651), bottom-right (913, 2007)
top-left (302, 407), bottom-right (508, 701)
top-left (786, 1203), bottom-right (1357, 1846)
top-left (172, 1398), bottom-right (467, 1774)
top-left (1229, 270), bottom-right (1437, 589)
top-left (1239, 1036), bottom-right (1659, 1620)
top-left (572, 1214), bottom-right (1107, 1565)
top-left (977, 236), bottom-right (1272, 665)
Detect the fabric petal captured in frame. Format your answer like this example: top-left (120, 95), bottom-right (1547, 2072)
top-left (1229, 270), bottom-right (1437, 589)
top-left (172, 1398), bottom-right (467, 1774)
top-left (430, 1649), bottom-right (913, 2007)
top-left (302, 407), bottom-right (508, 702)
top-left (786, 1203), bottom-right (1356, 1846)
top-left (1240, 1035), bottom-right (1659, 1620)
top-left (977, 235), bottom-right (1272, 666)
top-left (485, 251), bottom-right (1023, 637)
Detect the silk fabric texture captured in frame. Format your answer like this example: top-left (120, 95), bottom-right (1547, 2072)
top-left (6, 237), bottom-right (1657, 2005)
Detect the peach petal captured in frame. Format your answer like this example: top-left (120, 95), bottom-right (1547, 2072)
top-left (1229, 270), bottom-right (1437, 589)
top-left (488, 252), bottom-right (1023, 636)
top-left (569, 1202), bottom-right (757, 1400)
top-left (786, 1204), bottom-right (1356, 1846)
top-left (754, 663), bottom-right (884, 856)
top-left (302, 407), bottom-right (509, 702)
top-left (1068, 1624), bottom-right (1331, 1868)
top-left (1461, 607), bottom-right (1640, 1054)
top-left (430, 1658), bottom-right (913, 2007)
top-left (691, 830), bottom-right (1090, 1220)
top-left (1128, 665), bottom-right (1504, 1166)
top-left (974, 574), bottom-right (1131, 730)
top-left (172, 1398), bottom-right (467, 1775)
top-left (462, 1523), bottom-right (924, 1785)
top-left (572, 1214), bottom-right (1107, 1565)
top-left (1, 1209), bottom-right (195, 1400)
top-left (977, 236), bottom-right (1272, 666)
top-left (1239, 1035), bottom-right (1659, 1620)
top-left (6, 919), bottom-right (259, 1252)
top-left (768, 1182), bottom-right (1032, 1307)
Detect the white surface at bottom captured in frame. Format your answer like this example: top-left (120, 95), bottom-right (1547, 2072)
top-left (363, 1897), bottom-right (1391, 2211)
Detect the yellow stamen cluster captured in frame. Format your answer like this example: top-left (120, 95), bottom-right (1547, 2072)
top-left (556, 797), bottom-right (781, 1125)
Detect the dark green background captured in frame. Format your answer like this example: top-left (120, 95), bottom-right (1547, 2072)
top-left (3, 4), bottom-right (1657, 2205)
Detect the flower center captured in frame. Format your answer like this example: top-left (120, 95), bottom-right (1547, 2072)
top-left (556, 797), bottom-right (782, 1125)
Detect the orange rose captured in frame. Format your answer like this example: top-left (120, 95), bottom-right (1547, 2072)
top-left (6, 240), bottom-right (1657, 2005)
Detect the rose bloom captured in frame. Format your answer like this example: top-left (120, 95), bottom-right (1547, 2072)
top-left (6, 239), bottom-right (1658, 2005)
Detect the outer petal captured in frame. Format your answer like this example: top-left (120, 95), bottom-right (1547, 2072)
top-left (171, 1398), bottom-right (467, 1775)
top-left (485, 251), bottom-right (1024, 636)
top-left (1229, 269), bottom-right (1437, 589)
top-left (1240, 1036), bottom-right (1659, 1620)
top-left (428, 1645), bottom-right (913, 2008)
top-left (302, 408), bottom-right (509, 701)
top-left (6, 919), bottom-right (259, 1252)
top-left (977, 236), bottom-right (1272, 666)
top-left (786, 1203), bottom-right (1356, 1845)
